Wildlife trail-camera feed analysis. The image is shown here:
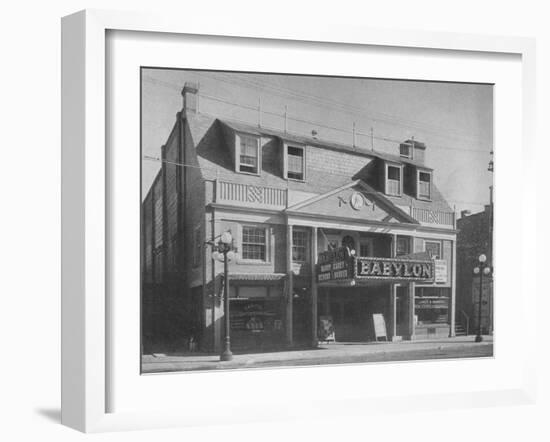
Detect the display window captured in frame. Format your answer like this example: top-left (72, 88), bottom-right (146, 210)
top-left (415, 287), bottom-right (450, 325)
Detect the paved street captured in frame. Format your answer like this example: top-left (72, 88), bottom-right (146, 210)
top-left (142, 336), bottom-right (493, 373)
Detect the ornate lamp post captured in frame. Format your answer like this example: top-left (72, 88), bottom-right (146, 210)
top-left (473, 254), bottom-right (491, 343)
top-left (211, 231), bottom-right (236, 361)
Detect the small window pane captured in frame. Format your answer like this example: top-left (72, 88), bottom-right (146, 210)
top-left (388, 166), bottom-right (401, 180)
top-left (396, 237), bottom-right (410, 256)
top-left (359, 242), bottom-right (372, 257)
top-left (292, 230), bottom-right (307, 262)
top-left (287, 146), bottom-right (304, 180)
top-left (387, 166), bottom-right (401, 195)
top-left (239, 136), bottom-right (259, 173)
top-left (400, 144), bottom-right (411, 158)
top-left (418, 172), bottom-right (431, 199)
top-left (425, 241), bottom-right (441, 259)
top-left (242, 226), bottom-right (266, 260)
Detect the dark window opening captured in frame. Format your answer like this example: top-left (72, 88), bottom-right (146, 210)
top-left (418, 171), bottom-right (431, 199)
top-left (287, 146), bottom-right (304, 180)
top-left (387, 165), bottom-right (401, 196)
top-left (396, 236), bottom-right (410, 256)
top-left (342, 235), bottom-right (355, 252)
top-left (292, 229), bottom-right (307, 262)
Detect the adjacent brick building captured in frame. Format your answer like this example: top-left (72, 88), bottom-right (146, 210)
top-left (456, 204), bottom-right (494, 335)
top-left (142, 83), bottom-right (459, 353)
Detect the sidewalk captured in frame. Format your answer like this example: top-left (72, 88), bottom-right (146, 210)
top-left (142, 335), bottom-right (493, 373)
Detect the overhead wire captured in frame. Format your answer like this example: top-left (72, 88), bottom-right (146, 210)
top-left (142, 156), bottom-right (488, 207)
top-left (142, 75), bottom-right (492, 155)
top-left (190, 71), bottom-right (487, 144)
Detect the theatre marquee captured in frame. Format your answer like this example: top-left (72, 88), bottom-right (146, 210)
top-left (316, 248), bottom-right (435, 284)
top-left (355, 257), bottom-right (434, 282)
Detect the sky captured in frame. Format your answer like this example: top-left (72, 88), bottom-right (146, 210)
top-left (141, 68), bottom-right (493, 215)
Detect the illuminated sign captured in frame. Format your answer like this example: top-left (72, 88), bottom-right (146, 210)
top-left (355, 257), bottom-right (434, 282)
top-left (316, 249), bottom-right (435, 283)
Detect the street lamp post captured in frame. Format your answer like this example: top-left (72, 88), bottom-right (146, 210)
top-left (473, 254), bottom-right (491, 343)
top-left (211, 231), bottom-right (236, 361)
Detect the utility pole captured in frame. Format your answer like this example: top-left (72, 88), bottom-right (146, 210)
top-left (370, 127), bottom-right (374, 151)
top-left (258, 97), bottom-right (262, 128)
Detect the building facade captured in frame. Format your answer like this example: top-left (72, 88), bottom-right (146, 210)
top-left (456, 205), bottom-right (494, 335)
top-left (142, 83), bottom-right (459, 353)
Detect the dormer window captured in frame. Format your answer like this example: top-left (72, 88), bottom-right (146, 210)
top-left (237, 134), bottom-right (260, 175)
top-left (417, 170), bottom-right (432, 200)
top-left (400, 142), bottom-right (412, 158)
top-left (284, 144), bottom-right (306, 181)
top-left (385, 163), bottom-right (402, 196)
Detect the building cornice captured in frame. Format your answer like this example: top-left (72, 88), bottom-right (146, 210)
top-left (208, 203), bottom-right (457, 235)
top-left (285, 210), bottom-right (458, 235)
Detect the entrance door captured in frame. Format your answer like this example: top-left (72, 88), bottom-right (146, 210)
top-left (396, 286), bottom-right (408, 337)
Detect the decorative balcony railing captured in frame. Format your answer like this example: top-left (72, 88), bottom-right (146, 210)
top-left (215, 180), bottom-right (287, 208)
top-left (411, 207), bottom-right (455, 226)
top-left (213, 179), bottom-right (455, 227)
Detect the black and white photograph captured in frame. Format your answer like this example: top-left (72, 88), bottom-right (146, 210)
top-left (140, 68), bottom-right (494, 373)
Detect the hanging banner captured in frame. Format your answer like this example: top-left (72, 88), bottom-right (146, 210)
top-left (316, 247), bottom-right (353, 283)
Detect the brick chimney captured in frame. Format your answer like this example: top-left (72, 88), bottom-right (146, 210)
top-left (181, 82), bottom-right (199, 113)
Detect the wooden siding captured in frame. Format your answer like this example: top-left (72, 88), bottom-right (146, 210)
top-left (216, 180), bottom-right (287, 208)
top-left (411, 207), bottom-right (455, 226)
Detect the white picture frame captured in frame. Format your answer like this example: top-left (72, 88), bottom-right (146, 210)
top-left (61, 9), bottom-right (537, 433)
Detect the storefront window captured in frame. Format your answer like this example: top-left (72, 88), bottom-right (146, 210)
top-left (415, 287), bottom-right (449, 325)
top-left (229, 297), bottom-right (285, 349)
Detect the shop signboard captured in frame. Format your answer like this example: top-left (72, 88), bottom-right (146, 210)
top-left (316, 247), bottom-right (353, 283)
top-left (355, 257), bottom-right (434, 282)
top-left (415, 298), bottom-right (449, 309)
top-left (318, 316), bottom-right (335, 342)
top-left (434, 259), bottom-right (448, 283)
top-left (372, 313), bottom-right (388, 341)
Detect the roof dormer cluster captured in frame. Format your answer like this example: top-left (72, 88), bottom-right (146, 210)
top-left (225, 123), bottom-right (433, 202)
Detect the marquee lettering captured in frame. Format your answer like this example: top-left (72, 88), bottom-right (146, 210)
top-left (317, 249), bottom-right (435, 283)
top-left (392, 262), bottom-right (403, 276)
top-left (354, 258), bottom-right (434, 282)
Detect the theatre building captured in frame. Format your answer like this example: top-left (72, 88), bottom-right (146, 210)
top-left (141, 83), bottom-right (458, 353)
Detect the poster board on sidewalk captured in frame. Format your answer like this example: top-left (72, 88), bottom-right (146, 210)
top-left (318, 316), bottom-right (335, 342)
top-left (372, 313), bottom-right (388, 341)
